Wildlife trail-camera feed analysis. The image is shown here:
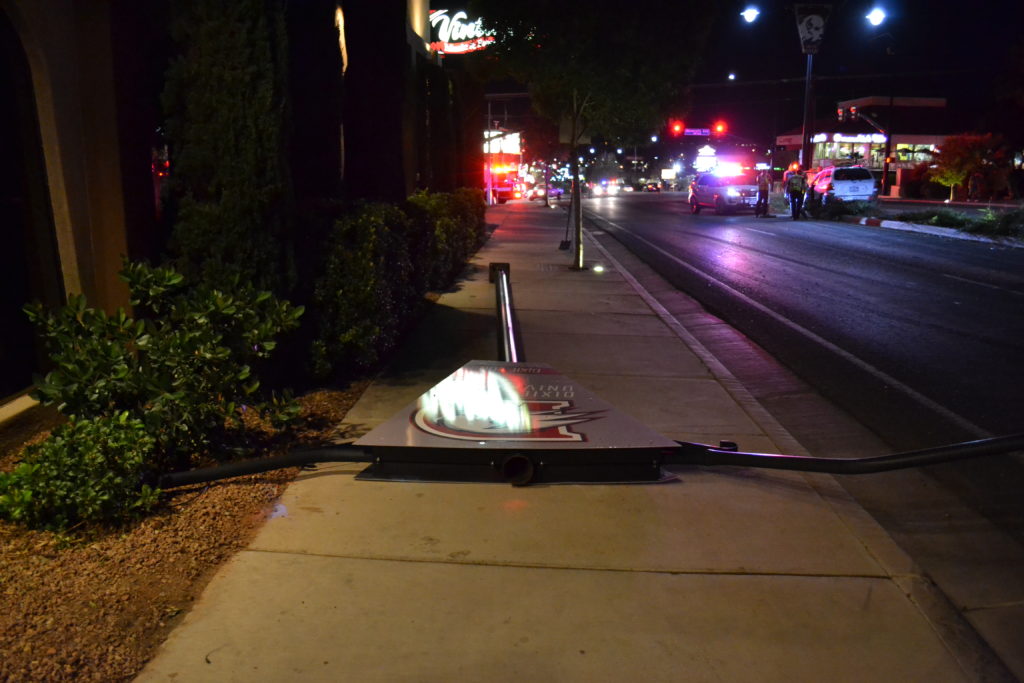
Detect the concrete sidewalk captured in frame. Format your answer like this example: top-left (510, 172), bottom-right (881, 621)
top-left (138, 203), bottom-right (1010, 681)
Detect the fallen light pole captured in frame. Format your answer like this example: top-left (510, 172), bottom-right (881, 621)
top-left (158, 264), bottom-right (1024, 489)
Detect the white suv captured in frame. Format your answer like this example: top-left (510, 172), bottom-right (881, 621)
top-left (688, 171), bottom-right (759, 214)
top-left (808, 166), bottom-right (877, 204)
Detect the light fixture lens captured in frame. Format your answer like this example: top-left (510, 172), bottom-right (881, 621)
top-left (866, 8), bottom-right (886, 26)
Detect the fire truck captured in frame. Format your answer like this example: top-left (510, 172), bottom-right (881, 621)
top-left (488, 165), bottom-right (522, 204)
top-left (485, 129), bottom-right (523, 204)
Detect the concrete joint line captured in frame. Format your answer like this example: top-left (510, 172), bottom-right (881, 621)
top-left (244, 548), bottom-right (892, 580)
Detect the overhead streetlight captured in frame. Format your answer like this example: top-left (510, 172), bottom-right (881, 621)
top-left (866, 8), bottom-right (886, 26)
top-left (740, 6), bottom-right (759, 23)
top-left (728, 72), bottom-right (736, 81)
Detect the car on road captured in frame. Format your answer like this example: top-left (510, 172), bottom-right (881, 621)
top-left (807, 165), bottom-right (877, 205)
top-left (688, 170), bottom-right (759, 214)
top-left (526, 185), bottom-right (565, 201)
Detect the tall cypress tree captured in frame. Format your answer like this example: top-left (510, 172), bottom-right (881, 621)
top-left (161, 0), bottom-right (294, 293)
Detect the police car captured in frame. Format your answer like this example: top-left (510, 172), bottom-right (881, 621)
top-left (688, 168), bottom-right (759, 214)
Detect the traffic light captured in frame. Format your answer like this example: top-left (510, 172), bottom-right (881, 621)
top-left (669, 118), bottom-right (684, 136)
top-left (837, 107), bottom-right (845, 122)
top-left (712, 120), bottom-right (727, 136)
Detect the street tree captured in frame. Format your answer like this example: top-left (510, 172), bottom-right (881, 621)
top-left (469, 0), bottom-right (715, 269)
top-left (930, 133), bottom-right (1004, 201)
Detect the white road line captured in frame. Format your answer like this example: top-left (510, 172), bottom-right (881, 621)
top-left (746, 228), bottom-right (776, 236)
top-left (586, 217), bottom-right (991, 440)
top-left (942, 273), bottom-right (1023, 296)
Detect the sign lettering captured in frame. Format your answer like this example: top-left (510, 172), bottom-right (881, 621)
top-left (429, 9), bottom-right (495, 54)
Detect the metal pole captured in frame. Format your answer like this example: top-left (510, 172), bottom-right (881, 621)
top-left (882, 94), bottom-right (893, 195)
top-left (800, 53), bottom-right (814, 169)
top-left (485, 100), bottom-right (493, 205)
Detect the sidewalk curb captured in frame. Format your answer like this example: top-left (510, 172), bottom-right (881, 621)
top-left (839, 215), bottom-right (1024, 248)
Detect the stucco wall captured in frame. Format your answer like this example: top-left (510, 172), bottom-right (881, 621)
top-left (1, 0), bottom-right (131, 311)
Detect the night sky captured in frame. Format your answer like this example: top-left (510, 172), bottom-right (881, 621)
top-left (687, 0), bottom-right (1023, 146)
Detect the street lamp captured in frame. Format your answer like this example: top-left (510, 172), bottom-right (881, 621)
top-left (866, 8), bottom-right (886, 26)
top-left (744, 5), bottom-right (886, 170)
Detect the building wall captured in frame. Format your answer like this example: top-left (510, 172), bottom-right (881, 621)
top-left (1, 1), bottom-right (135, 311)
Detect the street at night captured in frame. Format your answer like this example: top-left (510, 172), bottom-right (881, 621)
top-left (4, 0), bottom-right (1024, 679)
top-left (581, 192), bottom-right (1024, 445)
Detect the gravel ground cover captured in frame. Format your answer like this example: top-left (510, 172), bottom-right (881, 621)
top-left (0, 385), bottom-right (367, 682)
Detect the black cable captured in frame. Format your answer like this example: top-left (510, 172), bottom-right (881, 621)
top-left (157, 446), bottom-right (373, 489)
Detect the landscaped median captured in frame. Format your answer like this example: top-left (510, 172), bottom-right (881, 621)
top-left (806, 199), bottom-right (1024, 246)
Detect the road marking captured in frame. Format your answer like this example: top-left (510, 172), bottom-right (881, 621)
top-left (942, 273), bottom-right (1023, 297)
top-left (746, 228), bottom-right (776, 236)
top-left (586, 216), bottom-right (991, 440)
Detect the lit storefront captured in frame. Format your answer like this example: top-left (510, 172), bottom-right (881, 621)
top-left (776, 96), bottom-right (951, 172)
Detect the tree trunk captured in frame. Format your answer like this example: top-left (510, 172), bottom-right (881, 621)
top-left (570, 92), bottom-right (585, 270)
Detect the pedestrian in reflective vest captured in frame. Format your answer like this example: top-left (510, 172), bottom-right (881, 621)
top-left (786, 169), bottom-right (808, 220)
top-left (755, 170), bottom-right (772, 217)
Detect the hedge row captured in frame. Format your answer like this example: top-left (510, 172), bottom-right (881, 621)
top-left (2, 189), bottom-right (487, 531)
top-left (309, 188), bottom-right (487, 379)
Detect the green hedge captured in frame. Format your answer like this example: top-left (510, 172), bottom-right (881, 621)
top-left (25, 261), bottom-right (302, 472)
top-left (0, 414), bottom-right (159, 531)
top-left (309, 189), bottom-right (487, 379)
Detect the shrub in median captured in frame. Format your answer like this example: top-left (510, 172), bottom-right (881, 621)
top-left (972, 208), bottom-right (1024, 237)
top-left (894, 208), bottom-right (971, 229)
top-left (808, 199), bottom-right (876, 220)
top-left (0, 414), bottom-right (158, 531)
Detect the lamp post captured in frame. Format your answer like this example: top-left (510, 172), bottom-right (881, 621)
top-left (742, 5), bottom-right (887, 171)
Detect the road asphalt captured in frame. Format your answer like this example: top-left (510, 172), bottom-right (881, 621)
top-left (137, 202), bottom-right (1020, 682)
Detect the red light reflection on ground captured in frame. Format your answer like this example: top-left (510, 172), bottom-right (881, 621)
top-left (501, 499), bottom-right (530, 513)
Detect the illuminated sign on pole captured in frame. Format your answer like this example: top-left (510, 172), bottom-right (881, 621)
top-left (684, 128), bottom-right (711, 136)
top-left (484, 130), bottom-right (521, 155)
top-left (429, 9), bottom-right (494, 54)
top-left (694, 145), bottom-right (717, 173)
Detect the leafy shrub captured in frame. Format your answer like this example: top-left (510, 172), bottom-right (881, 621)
top-left (0, 414), bottom-right (158, 531)
top-left (310, 202), bottom-right (414, 377)
top-left (405, 189), bottom-right (486, 290)
top-left (25, 261), bottom-right (303, 470)
top-left (451, 187), bottom-right (488, 253)
top-left (308, 189), bottom-right (486, 380)
top-left (895, 208), bottom-right (971, 229)
top-left (809, 199), bottom-right (876, 220)
top-left (405, 191), bottom-right (459, 290)
top-left (962, 208), bottom-right (1024, 237)
top-left (991, 209), bottom-right (1024, 237)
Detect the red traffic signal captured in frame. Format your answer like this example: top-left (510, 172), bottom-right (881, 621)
top-left (712, 120), bottom-right (727, 135)
top-left (669, 118), bottom-right (685, 136)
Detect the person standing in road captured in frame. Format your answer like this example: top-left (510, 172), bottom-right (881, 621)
top-left (786, 167), bottom-right (808, 219)
top-left (755, 169), bottom-right (772, 217)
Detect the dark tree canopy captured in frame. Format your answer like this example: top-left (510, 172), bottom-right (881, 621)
top-left (469, 0), bottom-right (717, 144)
top-left (468, 0), bottom-right (716, 267)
